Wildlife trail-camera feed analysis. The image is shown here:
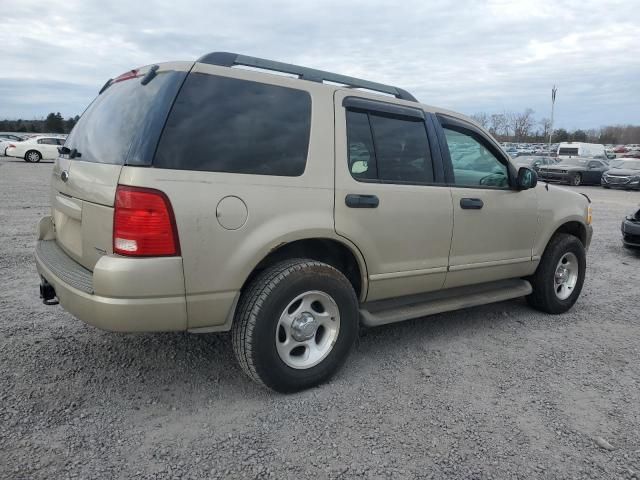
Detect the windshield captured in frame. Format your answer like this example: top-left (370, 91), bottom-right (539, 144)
top-left (617, 160), bottom-right (640, 170)
top-left (561, 158), bottom-right (588, 166)
top-left (65, 70), bottom-right (186, 165)
top-left (558, 147), bottom-right (579, 155)
top-left (514, 157), bottom-right (535, 165)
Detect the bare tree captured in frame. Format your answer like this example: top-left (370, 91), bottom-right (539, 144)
top-left (585, 129), bottom-right (599, 143)
top-left (470, 112), bottom-right (489, 129)
top-left (489, 113), bottom-right (508, 138)
top-left (509, 109), bottom-right (536, 142)
top-left (539, 117), bottom-right (552, 141)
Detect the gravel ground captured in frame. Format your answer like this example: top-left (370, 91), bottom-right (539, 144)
top-left (1, 156), bottom-right (640, 479)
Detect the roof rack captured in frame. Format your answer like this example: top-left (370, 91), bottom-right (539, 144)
top-left (197, 52), bottom-right (418, 102)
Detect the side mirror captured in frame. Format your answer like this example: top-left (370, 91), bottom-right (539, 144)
top-left (517, 167), bottom-right (537, 190)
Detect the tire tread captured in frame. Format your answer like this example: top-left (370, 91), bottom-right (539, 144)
top-left (231, 258), bottom-right (352, 389)
top-left (527, 233), bottom-right (585, 314)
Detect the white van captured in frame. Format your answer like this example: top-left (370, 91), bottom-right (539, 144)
top-left (557, 142), bottom-right (606, 160)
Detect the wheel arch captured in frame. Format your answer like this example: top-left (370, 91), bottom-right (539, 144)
top-left (241, 237), bottom-right (369, 302)
top-left (536, 220), bottom-right (588, 260)
top-left (553, 221), bottom-right (588, 246)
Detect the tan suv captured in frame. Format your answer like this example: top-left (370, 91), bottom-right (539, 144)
top-left (35, 52), bottom-right (593, 392)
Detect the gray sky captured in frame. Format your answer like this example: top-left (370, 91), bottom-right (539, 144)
top-left (2, 0), bottom-right (638, 130)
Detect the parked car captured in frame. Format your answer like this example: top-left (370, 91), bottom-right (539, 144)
top-left (602, 158), bottom-right (640, 190)
top-left (0, 134), bottom-right (25, 155)
top-left (513, 156), bottom-right (556, 171)
top-left (621, 207), bottom-right (640, 248)
top-left (538, 158), bottom-right (609, 186)
top-left (5, 135), bottom-right (66, 162)
top-left (34, 52), bottom-right (592, 392)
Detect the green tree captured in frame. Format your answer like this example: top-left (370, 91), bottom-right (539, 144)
top-left (554, 128), bottom-right (569, 142)
top-left (571, 129), bottom-right (587, 142)
top-left (44, 112), bottom-right (65, 133)
top-left (65, 117), bottom-right (77, 133)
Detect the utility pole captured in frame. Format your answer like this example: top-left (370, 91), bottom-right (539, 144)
top-left (548, 85), bottom-right (557, 154)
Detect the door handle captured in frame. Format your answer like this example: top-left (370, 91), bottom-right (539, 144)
top-left (460, 198), bottom-right (483, 210)
top-left (345, 194), bottom-right (379, 208)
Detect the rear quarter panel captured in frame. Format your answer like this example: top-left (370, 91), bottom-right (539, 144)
top-left (118, 68), bottom-right (348, 329)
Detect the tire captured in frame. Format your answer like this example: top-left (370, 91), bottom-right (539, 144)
top-left (232, 258), bottom-right (359, 393)
top-left (571, 173), bottom-right (582, 186)
top-left (526, 233), bottom-right (586, 314)
top-left (25, 150), bottom-right (41, 163)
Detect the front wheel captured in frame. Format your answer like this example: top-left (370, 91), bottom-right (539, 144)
top-left (232, 259), bottom-right (359, 392)
top-left (25, 150), bottom-right (42, 163)
top-left (526, 233), bottom-right (586, 314)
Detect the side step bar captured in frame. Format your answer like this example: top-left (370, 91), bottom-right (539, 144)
top-left (359, 279), bottom-right (532, 327)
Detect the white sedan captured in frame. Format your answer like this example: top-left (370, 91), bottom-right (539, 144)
top-left (5, 136), bottom-right (66, 162)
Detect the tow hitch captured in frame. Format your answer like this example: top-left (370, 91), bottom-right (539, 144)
top-left (39, 278), bottom-right (59, 305)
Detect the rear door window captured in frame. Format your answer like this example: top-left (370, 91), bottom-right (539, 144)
top-left (346, 109), bottom-right (434, 184)
top-left (369, 114), bottom-right (433, 184)
top-left (154, 73), bottom-right (312, 176)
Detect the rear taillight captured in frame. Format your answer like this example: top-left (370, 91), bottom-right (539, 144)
top-left (113, 69), bottom-right (139, 83)
top-left (7, 144), bottom-right (15, 148)
top-left (113, 185), bottom-right (180, 257)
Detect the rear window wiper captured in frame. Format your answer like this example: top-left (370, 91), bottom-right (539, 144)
top-left (141, 65), bottom-right (159, 85)
top-left (98, 78), bottom-right (112, 95)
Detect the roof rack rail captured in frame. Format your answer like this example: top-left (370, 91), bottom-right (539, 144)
top-left (197, 52), bottom-right (418, 102)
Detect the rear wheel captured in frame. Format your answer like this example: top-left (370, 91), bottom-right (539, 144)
top-left (527, 233), bottom-right (586, 314)
top-left (571, 173), bottom-right (582, 186)
top-left (25, 150), bottom-right (41, 163)
top-left (232, 259), bottom-right (359, 392)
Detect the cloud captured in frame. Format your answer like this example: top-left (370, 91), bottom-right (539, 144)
top-left (1, 0), bottom-right (638, 129)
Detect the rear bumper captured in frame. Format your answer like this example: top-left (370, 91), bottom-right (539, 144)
top-left (35, 218), bottom-right (188, 332)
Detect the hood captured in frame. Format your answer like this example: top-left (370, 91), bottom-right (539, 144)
top-left (541, 164), bottom-right (584, 171)
top-left (606, 168), bottom-right (640, 176)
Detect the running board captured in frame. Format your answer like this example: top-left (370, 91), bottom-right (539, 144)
top-left (359, 279), bottom-right (532, 327)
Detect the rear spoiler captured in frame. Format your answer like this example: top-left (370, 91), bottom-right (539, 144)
top-left (98, 65), bottom-right (160, 94)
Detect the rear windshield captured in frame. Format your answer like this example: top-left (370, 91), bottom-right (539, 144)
top-left (154, 73), bottom-right (311, 176)
top-left (65, 70), bottom-right (186, 165)
top-left (558, 147), bottom-right (579, 155)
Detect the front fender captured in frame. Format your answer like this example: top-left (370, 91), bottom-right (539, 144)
top-left (533, 184), bottom-right (591, 258)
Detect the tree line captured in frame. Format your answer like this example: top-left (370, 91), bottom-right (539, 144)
top-left (2, 109), bottom-right (639, 145)
top-left (470, 110), bottom-right (640, 145)
top-left (0, 113), bottom-right (80, 134)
